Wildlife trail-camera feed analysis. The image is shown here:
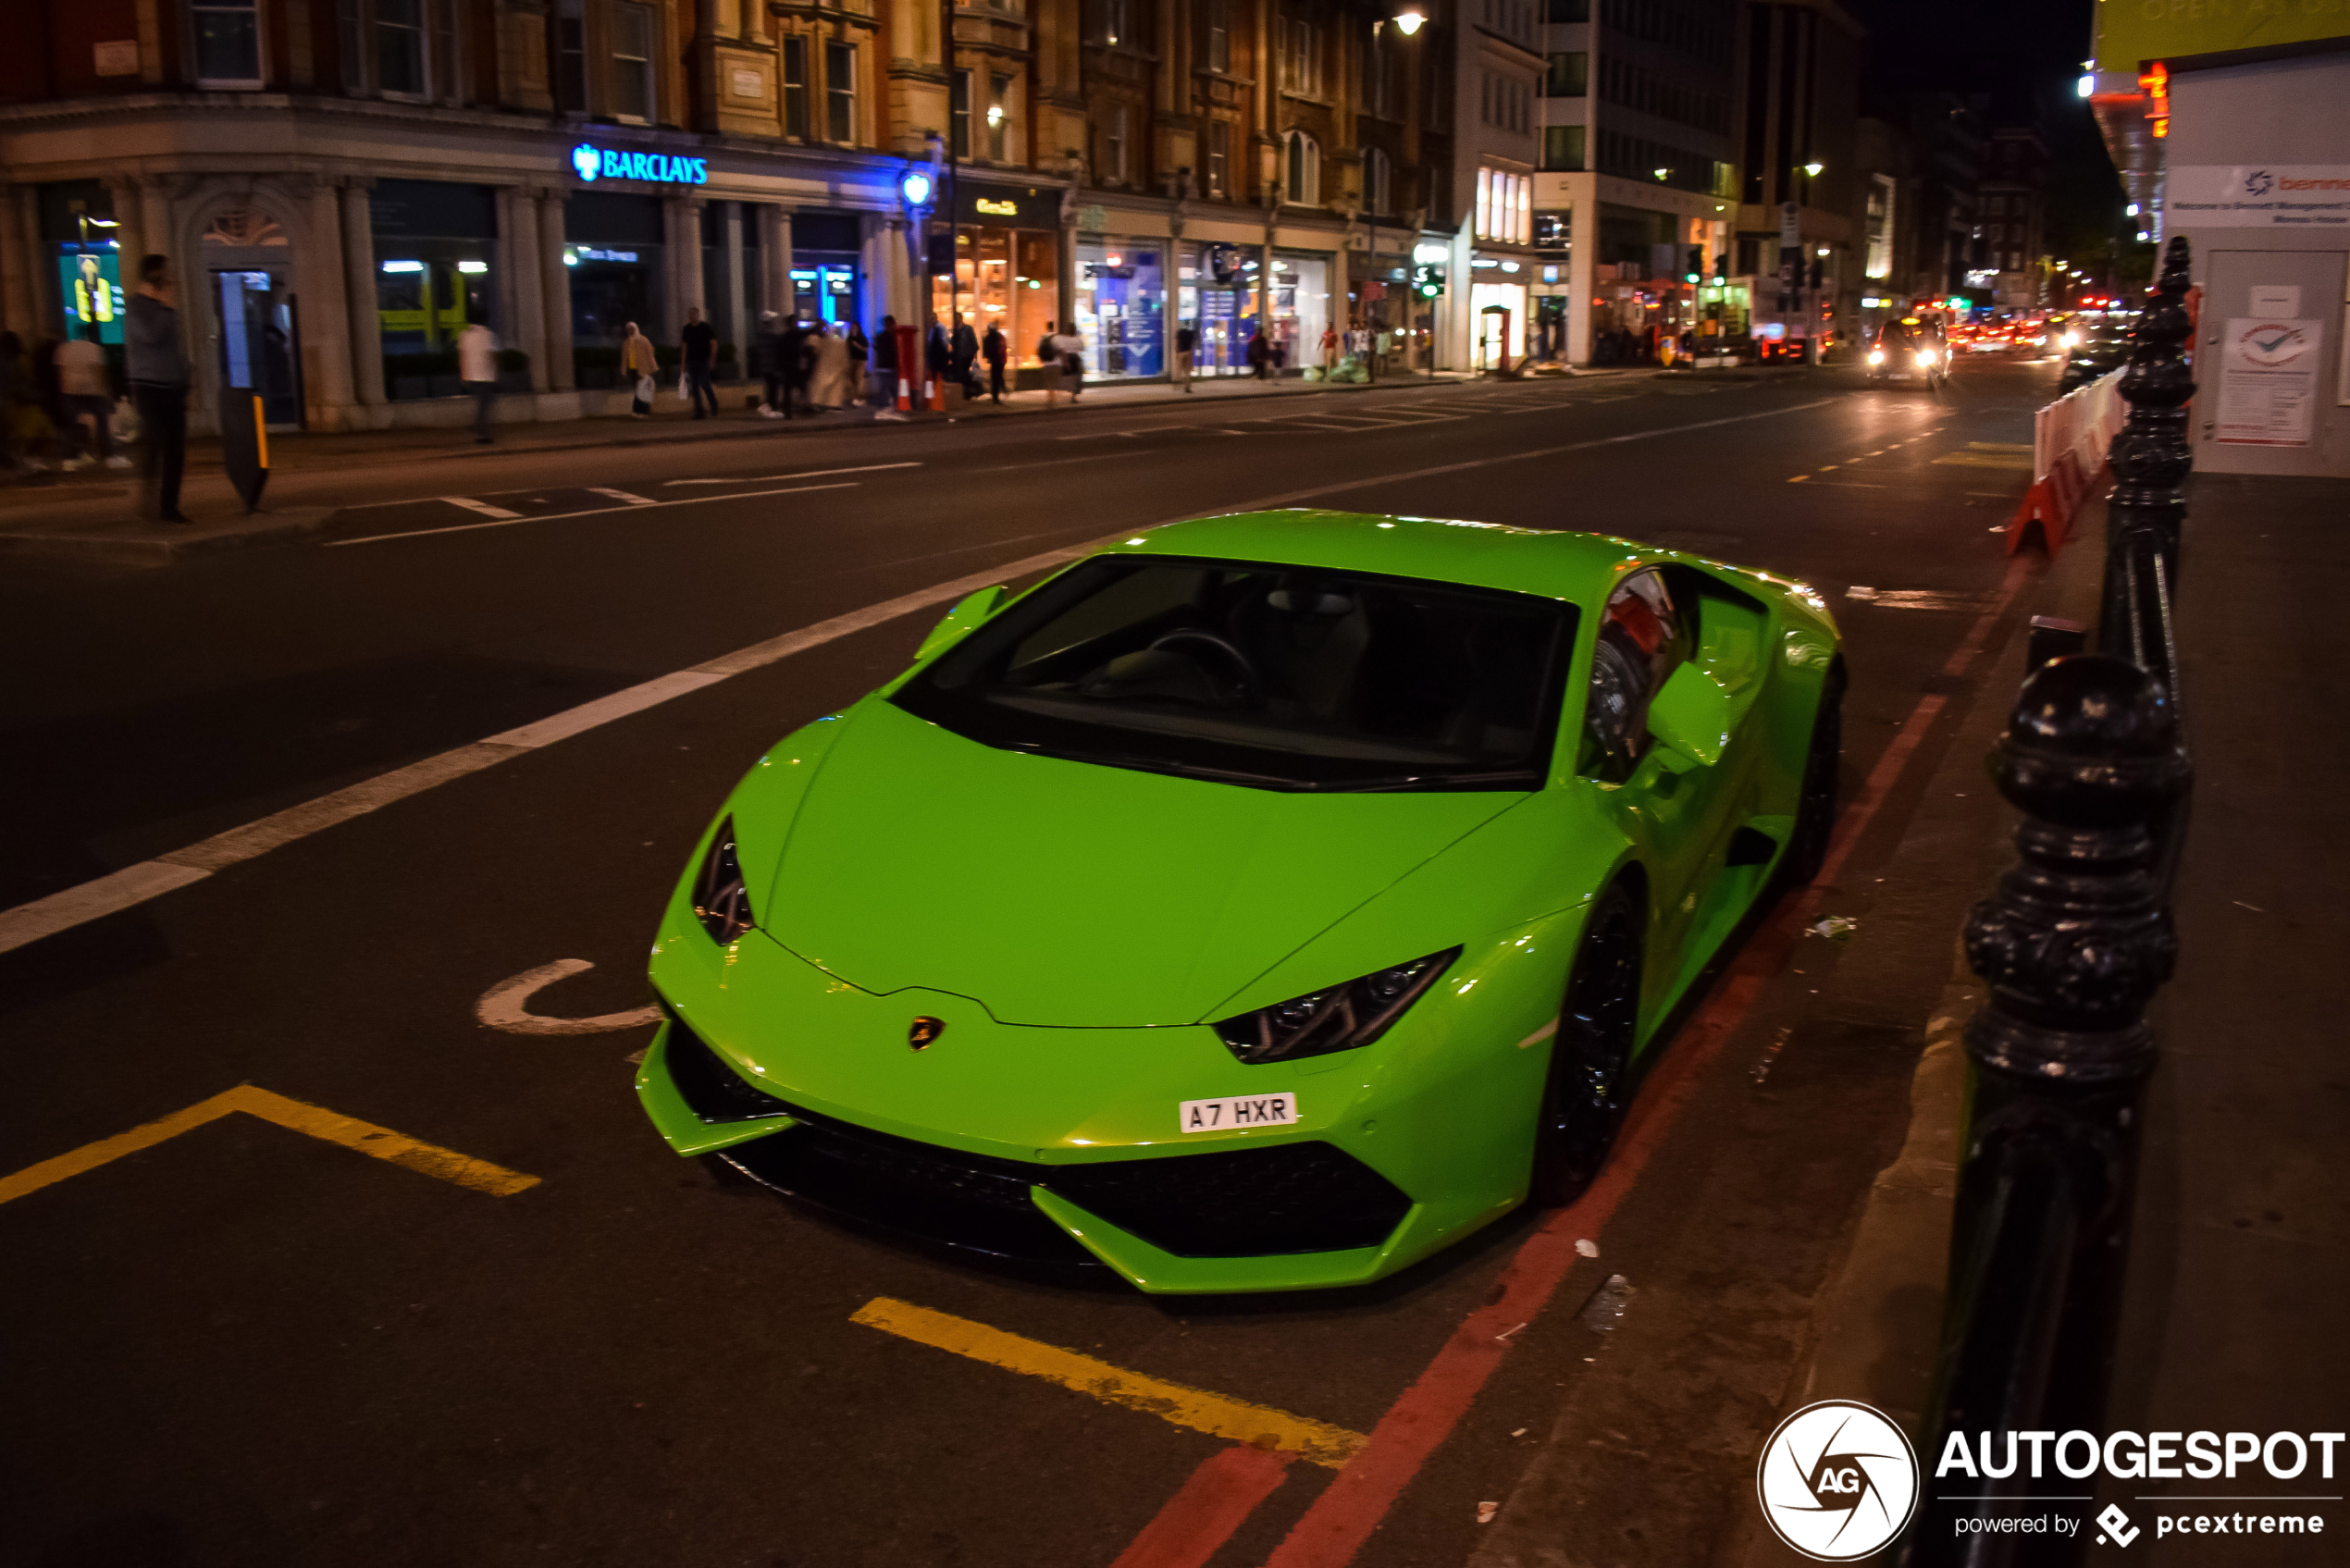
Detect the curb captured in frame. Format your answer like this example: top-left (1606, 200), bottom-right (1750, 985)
top-left (0, 506), bottom-right (337, 566)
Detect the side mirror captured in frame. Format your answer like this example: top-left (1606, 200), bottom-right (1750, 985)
top-left (1646, 662), bottom-right (1732, 766)
top-left (915, 585), bottom-right (1008, 661)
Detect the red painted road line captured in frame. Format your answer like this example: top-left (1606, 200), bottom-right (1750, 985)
top-left (1108, 1446), bottom-right (1298, 1568)
top-left (1108, 553), bottom-right (2042, 1568)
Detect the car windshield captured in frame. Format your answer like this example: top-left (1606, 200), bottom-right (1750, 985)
top-left (893, 554), bottom-right (1576, 792)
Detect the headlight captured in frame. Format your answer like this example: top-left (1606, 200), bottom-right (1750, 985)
top-left (1867, 350), bottom-right (1886, 364)
top-left (1915, 350), bottom-right (1937, 365)
top-left (1213, 948), bottom-right (1459, 1065)
top-left (691, 817), bottom-right (756, 944)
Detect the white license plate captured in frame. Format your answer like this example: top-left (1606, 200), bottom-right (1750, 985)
top-left (1178, 1094), bottom-right (1299, 1134)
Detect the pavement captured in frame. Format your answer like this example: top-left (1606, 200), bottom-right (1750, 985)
top-left (1, 356), bottom-right (2201, 1568)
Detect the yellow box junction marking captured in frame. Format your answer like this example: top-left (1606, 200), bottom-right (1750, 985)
top-left (0, 1084), bottom-right (540, 1207)
top-left (850, 1296), bottom-right (1367, 1469)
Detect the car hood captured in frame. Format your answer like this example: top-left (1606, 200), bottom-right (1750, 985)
top-left (760, 698), bottom-right (1524, 1026)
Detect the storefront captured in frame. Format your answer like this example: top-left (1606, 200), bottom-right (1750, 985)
top-left (935, 180), bottom-right (1060, 371)
top-left (1469, 265), bottom-right (1530, 369)
top-left (1268, 253), bottom-right (1330, 371)
top-left (1180, 241), bottom-right (1260, 376)
top-left (371, 179), bottom-right (500, 401)
top-left (788, 211), bottom-right (865, 329)
top-left (563, 191), bottom-right (665, 388)
top-left (1075, 239), bottom-right (1165, 380)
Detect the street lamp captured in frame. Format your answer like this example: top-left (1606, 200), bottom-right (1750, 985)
top-left (1363, 7), bottom-right (1429, 382)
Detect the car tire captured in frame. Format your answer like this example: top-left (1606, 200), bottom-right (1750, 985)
top-left (1528, 883), bottom-right (1643, 1207)
top-left (1783, 665), bottom-right (1846, 885)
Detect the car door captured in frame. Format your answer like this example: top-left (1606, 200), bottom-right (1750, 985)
top-left (1576, 568), bottom-right (1750, 1024)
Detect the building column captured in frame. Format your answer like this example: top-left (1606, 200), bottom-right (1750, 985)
top-left (869, 214), bottom-right (907, 327)
top-left (720, 200), bottom-right (748, 360)
top-left (765, 203), bottom-right (793, 318)
top-left (340, 179), bottom-right (385, 411)
top-left (302, 178), bottom-right (359, 428)
top-left (501, 185), bottom-right (550, 390)
top-left (663, 194), bottom-right (704, 342)
top-left (1566, 182), bottom-right (1598, 365)
top-left (538, 191), bottom-right (575, 391)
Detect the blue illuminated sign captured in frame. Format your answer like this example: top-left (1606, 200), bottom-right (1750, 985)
top-left (571, 142), bottom-right (709, 186)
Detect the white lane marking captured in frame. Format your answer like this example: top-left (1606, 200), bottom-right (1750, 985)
top-left (483, 671), bottom-right (727, 748)
top-left (442, 497), bottom-right (524, 519)
top-left (326, 482), bottom-right (859, 548)
top-left (1516, 1019), bottom-right (1559, 1050)
top-left (585, 488), bottom-right (656, 504)
top-left (476, 959), bottom-right (662, 1035)
top-left (8, 394), bottom-right (1842, 953)
top-left (0, 862), bottom-right (213, 954)
top-left (979, 451), bottom-right (1157, 472)
top-left (662, 462), bottom-right (923, 486)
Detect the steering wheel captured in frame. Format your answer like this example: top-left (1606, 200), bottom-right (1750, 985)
top-left (1144, 629), bottom-right (1260, 703)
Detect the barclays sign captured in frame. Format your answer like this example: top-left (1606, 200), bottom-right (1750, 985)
top-left (571, 143), bottom-right (710, 187)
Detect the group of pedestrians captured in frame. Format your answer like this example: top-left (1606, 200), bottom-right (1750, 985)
top-left (0, 289), bottom-right (146, 486)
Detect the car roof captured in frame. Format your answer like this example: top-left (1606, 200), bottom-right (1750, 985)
top-left (1103, 509), bottom-right (1674, 606)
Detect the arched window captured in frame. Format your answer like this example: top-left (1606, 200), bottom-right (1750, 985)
top-left (1284, 130), bottom-right (1321, 206)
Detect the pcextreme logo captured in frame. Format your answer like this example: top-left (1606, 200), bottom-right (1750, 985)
top-left (1757, 1400), bottom-right (1921, 1561)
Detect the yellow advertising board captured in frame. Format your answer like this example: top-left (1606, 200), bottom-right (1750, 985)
top-left (2098, 0), bottom-right (2350, 70)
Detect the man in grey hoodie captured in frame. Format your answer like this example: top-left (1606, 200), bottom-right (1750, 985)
top-left (125, 253), bottom-right (191, 525)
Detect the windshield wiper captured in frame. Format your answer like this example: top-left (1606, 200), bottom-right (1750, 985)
top-left (1303, 769), bottom-right (1541, 794)
top-left (1005, 744), bottom-right (1299, 789)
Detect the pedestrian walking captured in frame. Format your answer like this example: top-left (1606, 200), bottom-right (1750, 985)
top-left (125, 253), bottom-right (191, 523)
top-left (1055, 326), bottom-right (1086, 402)
top-left (950, 314), bottom-right (980, 401)
top-left (872, 314), bottom-right (904, 418)
top-left (778, 315), bottom-right (812, 418)
top-left (56, 323), bottom-right (128, 471)
top-left (846, 319), bottom-right (870, 404)
top-left (621, 320), bottom-right (658, 417)
top-left (924, 321), bottom-right (950, 405)
top-left (1245, 327), bottom-right (1271, 380)
top-left (1173, 322), bottom-right (1196, 391)
top-left (680, 306), bottom-right (719, 419)
top-left (456, 319), bottom-right (499, 443)
top-left (808, 321), bottom-right (851, 410)
top-left (753, 311), bottom-right (782, 415)
top-left (1319, 324), bottom-right (1339, 373)
top-left (1038, 321), bottom-right (1064, 408)
top-left (981, 321), bottom-right (1008, 403)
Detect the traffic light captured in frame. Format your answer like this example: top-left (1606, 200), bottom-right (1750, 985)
top-left (1808, 257), bottom-right (1824, 290)
top-left (1687, 245), bottom-right (1704, 281)
top-left (1413, 264), bottom-right (1446, 299)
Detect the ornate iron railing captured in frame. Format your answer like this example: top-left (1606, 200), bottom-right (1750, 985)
top-left (1900, 237), bottom-right (2197, 1566)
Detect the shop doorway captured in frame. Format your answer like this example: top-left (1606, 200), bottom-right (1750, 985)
top-left (212, 269), bottom-right (303, 429)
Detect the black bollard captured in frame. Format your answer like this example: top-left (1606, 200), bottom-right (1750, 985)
top-left (2100, 237), bottom-right (2195, 687)
top-left (1904, 654), bottom-right (2189, 1566)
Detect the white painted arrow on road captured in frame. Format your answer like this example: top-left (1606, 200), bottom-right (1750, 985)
top-left (476, 959), bottom-right (661, 1035)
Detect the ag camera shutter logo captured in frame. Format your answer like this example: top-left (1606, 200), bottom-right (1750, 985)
top-left (1757, 1400), bottom-right (1920, 1561)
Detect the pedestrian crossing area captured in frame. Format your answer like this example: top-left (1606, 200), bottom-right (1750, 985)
top-left (1058, 377), bottom-right (1720, 442)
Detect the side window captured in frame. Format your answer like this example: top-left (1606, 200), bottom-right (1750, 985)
top-left (1580, 569), bottom-right (1687, 779)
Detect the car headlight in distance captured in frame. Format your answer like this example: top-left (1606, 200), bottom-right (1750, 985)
top-left (691, 817), bottom-right (756, 943)
top-left (1916, 349), bottom-right (1937, 365)
top-left (1213, 948), bottom-right (1460, 1066)
top-left (1867, 350), bottom-right (1886, 364)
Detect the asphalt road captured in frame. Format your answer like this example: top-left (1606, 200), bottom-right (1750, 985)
top-left (3, 359), bottom-right (2062, 1568)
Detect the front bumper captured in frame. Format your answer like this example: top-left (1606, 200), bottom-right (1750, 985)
top-left (635, 919), bottom-right (1568, 1293)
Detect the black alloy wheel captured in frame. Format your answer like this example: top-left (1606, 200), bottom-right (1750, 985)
top-left (1528, 883), bottom-right (1643, 1207)
top-left (1783, 665), bottom-right (1846, 886)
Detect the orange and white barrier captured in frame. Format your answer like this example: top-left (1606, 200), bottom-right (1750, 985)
top-left (2007, 366), bottom-right (2126, 555)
